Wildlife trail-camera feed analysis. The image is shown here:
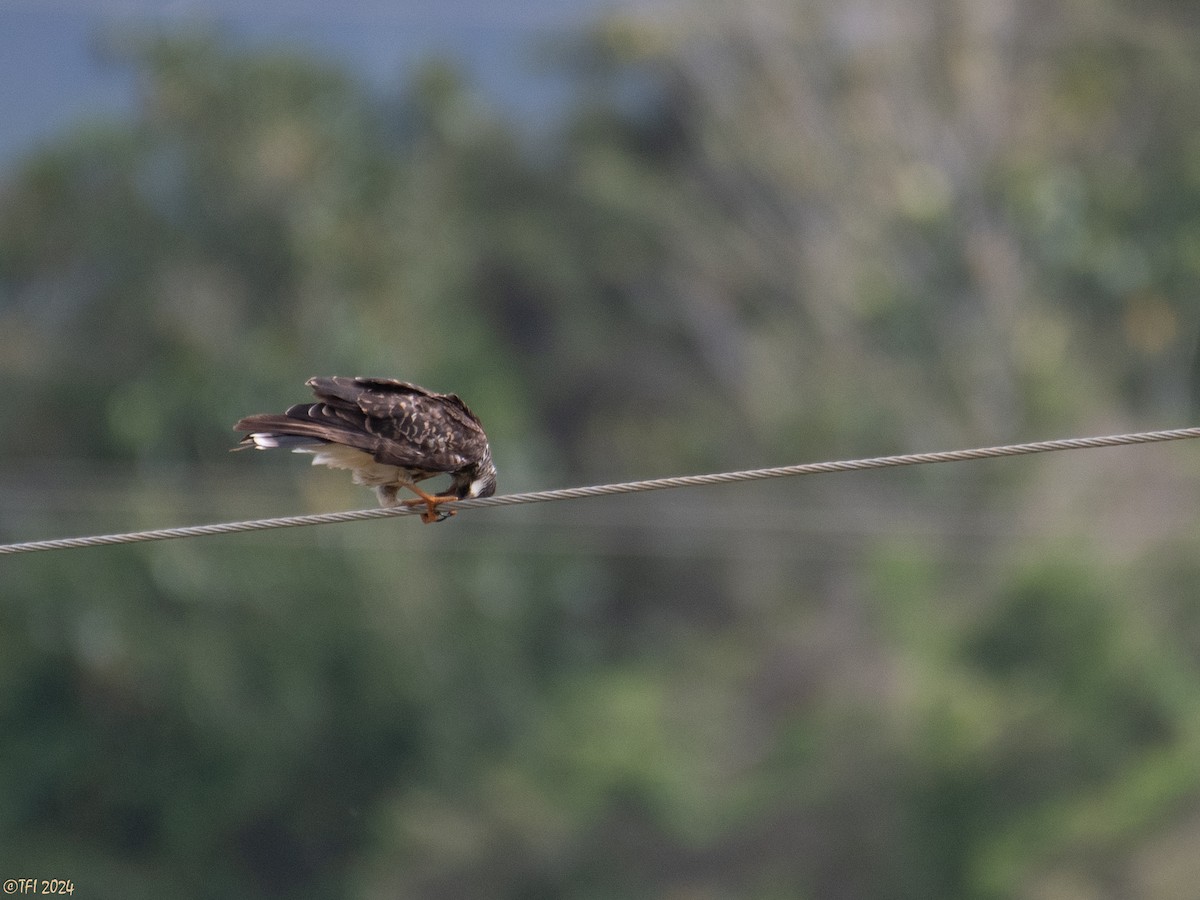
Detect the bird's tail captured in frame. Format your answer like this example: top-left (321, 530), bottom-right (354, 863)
top-left (238, 433), bottom-right (324, 451)
top-left (232, 414), bottom-right (331, 452)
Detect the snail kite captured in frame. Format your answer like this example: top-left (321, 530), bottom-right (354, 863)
top-left (234, 376), bottom-right (496, 522)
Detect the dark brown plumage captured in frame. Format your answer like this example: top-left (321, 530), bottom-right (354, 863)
top-left (234, 376), bottom-right (496, 522)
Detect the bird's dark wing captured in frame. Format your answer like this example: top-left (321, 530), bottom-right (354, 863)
top-left (304, 376), bottom-right (489, 473)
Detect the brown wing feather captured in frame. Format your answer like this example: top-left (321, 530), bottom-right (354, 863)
top-left (308, 377), bottom-right (485, 428)
top-left (306, 376), bottom-right (489, 473)
top-left (236, 376), bottom-right (491, 475)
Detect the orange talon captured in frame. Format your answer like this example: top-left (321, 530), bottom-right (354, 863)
top-left (400, 485), bottom-right (459, 523)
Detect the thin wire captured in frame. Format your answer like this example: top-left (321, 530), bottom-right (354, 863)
top-left (3, 426), bottom-right (1199, 556)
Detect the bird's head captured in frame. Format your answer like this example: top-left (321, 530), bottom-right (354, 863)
top-left (452, 451), bottom-right (497, 500)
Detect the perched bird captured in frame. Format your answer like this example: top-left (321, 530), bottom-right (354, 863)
top-left (234, 376), bottom-right (497, 523)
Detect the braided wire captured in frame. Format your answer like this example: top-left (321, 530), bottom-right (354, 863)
top-left (3, 426), bottom-right (1200, 556)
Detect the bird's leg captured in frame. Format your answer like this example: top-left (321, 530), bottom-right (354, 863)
top-left (399, 483), bottom-right (459, 524)
top-left (378, 483), bottom-right (450, 522)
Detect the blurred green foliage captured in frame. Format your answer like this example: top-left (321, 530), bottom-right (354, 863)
top-left (5, 2), bottom-right (1200, 898)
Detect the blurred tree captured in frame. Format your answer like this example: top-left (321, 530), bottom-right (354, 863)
top-left (5, 2), bottom-right (1200, 899)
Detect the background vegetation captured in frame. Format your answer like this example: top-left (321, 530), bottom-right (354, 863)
top-left (4, 1), bottom-right (1200, 897)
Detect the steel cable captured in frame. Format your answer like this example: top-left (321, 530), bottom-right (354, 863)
top-left (3, 426), bottom-right (1199, 556)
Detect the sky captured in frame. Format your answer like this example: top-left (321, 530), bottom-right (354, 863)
top-left (0, 0), bottom-right (621, 166)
